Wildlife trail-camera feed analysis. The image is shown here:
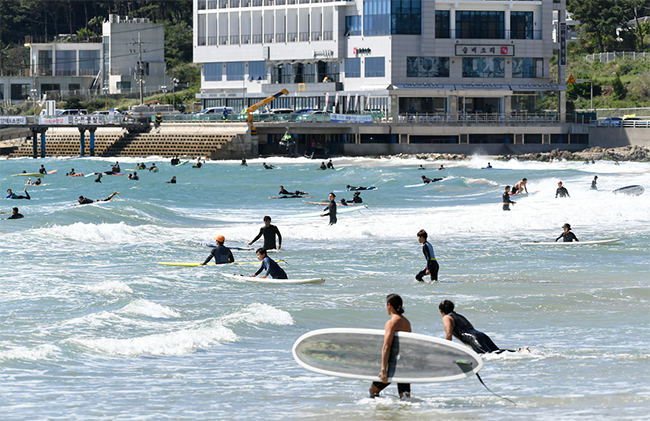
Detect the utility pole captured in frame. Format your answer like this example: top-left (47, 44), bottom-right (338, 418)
top-left (130, 32), bottom-right (146, 105)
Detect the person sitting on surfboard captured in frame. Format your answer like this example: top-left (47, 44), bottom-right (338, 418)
top-left (70, 168), bottom-right (76, 175)
top-left (77, 191), bottom-right (119, 205)
top-left (486, 162), bottom-right (493, 168)
top-left (502, 186), bottom-right (516, 211)
top-left (250, 248), bottom-right (287, 279)
top-left (415, 229), bottom-right (439, 282)
top-left (149, 163), bottom-right (158, 172)
top-left (201, 235), bottom-right (234, 265)
top-left (326, 159), bottom-right (334, 169)
top-left (421, 176), bottom-right (443, 184)
top-left (128, 172), bottom-right (139, 181)
top-left (321, 193), bottom-right (337, 225)
top-left (39, 165), bottom-right (47, 175)
top-left (439, 300), bottom-right (501, 354)
top-left (370, 294), bottom-right (412, 399)
top-left (241, 158), bottom-right (248, 166)
top-left (511, 178), bottom-right (528, 195)
top-left (591, 176), bottom-right (598, 190)
top-left (249, 216), bottom-right (282, 250)
top-left (555, 223), bottom-right (579, 242)
top-left (555, 181), bottom-right (570, 198)
top-left (319, 162), bottom-right (327, 170)
top-left (6, 189), bottom-right (30, 200)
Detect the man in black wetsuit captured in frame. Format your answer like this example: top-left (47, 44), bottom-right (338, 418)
top-left (591, 176), bottom-right (598, 190)
top-left (556, 181), bottom-right (570, 198)
top-left (321, 192), bottom-right (337, 225)
top-left (421, 175), bottom-right (443, 184)
top-left (439, 300), bottom-right (509, 354)
top-left (347, 185), bottom-right (372, 191)
top-left (351, 191), bottom-right (363, 203)
top-left (279, 185), bottom-right (292, 195)
top-left (249, 216), bottom-right (282, 250)
top-left (502, 186), bottom-right (516, 211)
top-left (39, 165), bottom-right (47, 175)
top-left (263, 162), bottom-right (274, 169)
top-left (555, 223), bottom-right (579, 242)
top-left (77, 191), bottom-right (119, 205)
top-left (6, 207), bottom-right (24, 219)
top-left (6, 189), bottom-right (30, 200)
top-left (201, 235), bottom-right (234, 265)
top-left (319, 162), bottom-right (327, 170)
top-left (95, 174), bottom-right (102, 183)
top-left (326, 159), bottom-right (334, 169)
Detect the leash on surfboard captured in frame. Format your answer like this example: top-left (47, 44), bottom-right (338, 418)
top-left (361, 206), bottom-right (386, 224)
top-left (476, 373), bottom-right (517, 406)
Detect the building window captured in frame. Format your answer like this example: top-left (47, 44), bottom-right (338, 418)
top-left (407, 57), bottom-right (449, 77)
top-left (435, 11), bottom-right (450, 38)
top-left (363, 0), bottom-right (421, 35)
top-left (345, 58), bottom-right (361, 78)
top-left (116, 82), bottom-right (131, 89)
top-left (79, 50), bottom-right (101, 76)
top-left (226, 62), bottom-right (245, 81)
top-left (204, 62), bottom-right (223, 81)
top-left (0, 84), bottom-right (4, 100)
top-left (55, 50), bottom-right (77, 76)
top-left (38, 50), bottom-right (52, 76)
top-left (365, 57), bottom-right (385, 78)
top-left (512, 58), bottom-right (533, 78)
top-left (456, 11), bottom-right (505, 39)
top-left (346, 16), bottom-right (362, 36)
top-left (11, 83), bottom-right (30, 100)
top-left (462, 57), bottom-right (505, 78)
top-left (249, 61), bottom-right (266, 80)
top-left (364, 0), bottom-right (390, 35)
top-left (511, 12), bottom-right (533, 40)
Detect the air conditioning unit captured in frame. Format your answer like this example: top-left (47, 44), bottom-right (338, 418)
top-left (134, 18), bottom-right (141, 24)
top-left (109, 15), bottom-right (118, 23)
top-left (143, 18), bottom-right (149, 23)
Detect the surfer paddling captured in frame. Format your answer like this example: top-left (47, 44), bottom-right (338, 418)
top-left (201, 235), bottom-right (234, 265)
top-left (249, 248), bottom-right (287, 279)
top-left (248, 216), bottom-right (282, 250)
top-left (416, 229), bottom-right (439, 282)
top-left (77, 191), bottom-right (119, 205)
top-left (5, 189), bottom-right (30, 200)
top-left (370, 294), bottom-right (412, 399)
top-left (421, 175), bottom-right (443, 184)
top-left (439, 300), bottom-right (525, 354)
top-left (555, 223), bottom-right (579, 242)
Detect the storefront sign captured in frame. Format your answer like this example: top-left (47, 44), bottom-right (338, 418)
top-left (559, 23), bottom-right (567, 66)
top-left (72, 115), bottom-right (104, 125)
top-left (0, 116), bottom-right (27, 125)
top-left (455, 45), bottom-right (514, 56)
top-left (330, 114), bottom-right (372, 124)
top-left (353, 47), bottom-right (371, 56)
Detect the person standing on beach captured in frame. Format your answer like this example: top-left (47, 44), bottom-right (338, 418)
top-left (415, 229), bottom-right (439, 282)
top-left (201, 235), bottom-right (234, 265)
top-left (321, 193), bottom-right (337, 225)
top-left (556, 181), bottom-right (570, 198)
top-left (369, 294), bottom-right (412, 399)
top-left (555, 223), bottom-right (579, 242)
top-left (248, 216), bottom-right (282, 250)
top-left (502, 186), bottom-right (515, 211)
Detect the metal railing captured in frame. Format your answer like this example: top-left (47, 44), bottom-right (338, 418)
top-left (275, 33), bottom-right (285, 42)
top-left (264, 34), bottom-right (274, 43)
top-left (230, 35), bottom-right (240, 44)
top-left (241, 35), bottom-right (251, 44)
top-left (219, 36), bottom-right (229, 45)
top-left (584, 52), bottom-right (650, 63)
top-left (252, 34), bottom-right (263, 43)
top-left (198, 37), bottom-right (206, 46)
top-left (208, 36), bottom-right (218, 45)
top-left (287, 32), bottom-right (297, 42)
top-left (299, 32), bottom-right (309, 41)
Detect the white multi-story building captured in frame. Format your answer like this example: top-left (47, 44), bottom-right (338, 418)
top-left (194, 0), bottom-right (567, 118)
top-left (10, 15), bottom-right (166, 104)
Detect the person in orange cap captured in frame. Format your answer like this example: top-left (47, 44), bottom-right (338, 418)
top-left (201, 234), bottom-right (234, 265)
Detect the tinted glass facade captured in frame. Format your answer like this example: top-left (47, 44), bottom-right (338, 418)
top-left (346, 16), bottom-right (362, 36)
top-left (511, 12), bottom-right (533, 40)
top-left (56, 50), bottom-right (77, 76)
top-left (363, 0), bottom-right (421, 36)
top-left (365, 57), bottom-right (385, 78)
top-left (249, 61), bottom-right (266, 80)
top-left (227, 62), bottom-right (245, 81)
top-left (205, 63), bottom-right (223, 81)
top-left (345, 58), bottom-right (361, 78)
top-left (513, 58), bottom-right (534, 78)
top-left (406, 57), bottom-right (449, 77)
top-left (462, 57), bottom-right (505, 78)
top-left (79, 50), bottom-right (101, 75)
top-left (435, 11), bottom-right (450, 38)
top-left (456, 11), bottom-right (505, 39)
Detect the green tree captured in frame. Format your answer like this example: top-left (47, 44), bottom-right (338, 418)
top-left (568, 0), bottom-right (640, 52)
top-left (165, 21), bottom-right (193, 68)
top-left (612, 73), bottom-right (627, 99)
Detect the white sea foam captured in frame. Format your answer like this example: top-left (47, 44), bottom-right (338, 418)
top-left (69, 325), bottom-right (237, 356)
top-left (117, 299), bottom-right (181, 318)
top-left (219, 303), bottom-right (294, 326)
top-left (86, 281), bottom-right (133, 295)
top-left (0, 344), bottom-right (60, 361)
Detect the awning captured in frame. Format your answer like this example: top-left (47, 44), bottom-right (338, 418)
top-left (510, 84), bottom-right (566, 91)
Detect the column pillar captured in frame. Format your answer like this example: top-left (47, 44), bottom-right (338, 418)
top-left (40, 132), bottom-right (46, 158)
top-left (89, 128), bottom-right (96, 156)
top-left (79, 128), bottom-right (86, 156)
top-left (31, 129), bottom-right (38, 158)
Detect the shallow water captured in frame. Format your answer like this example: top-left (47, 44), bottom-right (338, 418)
top-left (1, 155), bottom-right (649, 420)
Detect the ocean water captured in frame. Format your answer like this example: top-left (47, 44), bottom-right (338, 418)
top-left (0, 155), bottom-right (648, 420)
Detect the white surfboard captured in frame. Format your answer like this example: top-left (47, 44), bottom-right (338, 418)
top-left (288, 205), bottom-right (368, 219)
top-left (521, 238), bottom-right (620, 246)
top-left (292, 328), bottom-right (483, 383)
top-left (223, 274), bottom-right (324, 284)
top-left (613, 185), bottom-right (644, 196)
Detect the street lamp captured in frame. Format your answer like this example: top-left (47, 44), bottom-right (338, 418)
top-left (161, 85), bottom-right (168, 105)
top-left (172, 78), bottom-right (179, 108)
top-left (103, 86), bottom-right (109, 110)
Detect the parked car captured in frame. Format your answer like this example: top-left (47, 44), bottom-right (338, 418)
top-left (602, 117), bottom-right (622, 127)
top-left (297, 110), bottom-right (329, 122)
top-left (196, 107), bottom-right (235, 116)
top-left (59, 109), bottom-right (88, 116)
top-left (623, 117), bottom-right (649, 127)
top-left (39, 109), bottom-right (63, 116)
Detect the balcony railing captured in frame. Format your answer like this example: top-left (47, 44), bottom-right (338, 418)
top-left (198, 0), bottom-right (206, 9)
top-left (299, 32), bottom-right (309, 41)
top-left (242, 35), bottom-right (251, 44)
top-left (219, 0), bottom-right (228, 7)
top-left (230, 0), bottom-right (240, 7)
top-left (208, 36), bottom-right (218, 45)
top-left (252, 0), bottom-right (262, 5)
top-left (253, 34), bottom-right (262, 43)
top-left (275, 33), bottom-right (285, 42)
top-left (55, 70), bottom-right (77, 76)
top-left (287, 32), bottom-right (297, 42)
top-left (198, 37), bottom-right (206, 46)
top-left (264, 34), bottom-right (274, 43)
top-left (208, 0), bottom-right (217, 8)
top-left (311, 31), bottom-right (321, 41)
top-left (219, 36), bottom-right (229, 45)
top-left (241, 0), bottom-right (251, 6)
top-left (323, 31), bottom-right (333, 40)
top-left (230, 35), bottom-right (240, 44)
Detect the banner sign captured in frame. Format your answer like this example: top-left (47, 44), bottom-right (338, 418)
top-left (330, 114), bottom-right (372, 124)
top-left (40, 116), bottom-right (69, 125)
top-left (559, 23), bottom-right (567, 66)
top-left (455, 45), bottom-right (514, 56)
top-left (72, 115), bottom-right (104, 125)
top-left (0, 116), bottom-right (27, 125)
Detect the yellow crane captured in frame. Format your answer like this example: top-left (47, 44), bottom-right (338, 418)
top-left (246, 89), bottom-right (289, 135)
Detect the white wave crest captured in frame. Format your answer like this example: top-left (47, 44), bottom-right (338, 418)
top-left (86, 281), bottom-right (133, 295)
top-left (219, 303), bottom-right (294, 326)
top-left (0, 344), bottom-right (60, 361)
top-left (117, 299), bottom-right (181, 318)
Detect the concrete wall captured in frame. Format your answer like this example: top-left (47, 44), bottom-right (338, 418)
top-left (341, 143), bottom-right (585, 157)
top-left (588, 127), bottom-right (650, 148)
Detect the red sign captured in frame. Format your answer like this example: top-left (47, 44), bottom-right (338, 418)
top-left (501, 47), bottom-right (508, 55)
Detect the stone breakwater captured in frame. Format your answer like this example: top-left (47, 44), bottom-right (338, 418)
top-left (387, 145), bottom-right (650, 163)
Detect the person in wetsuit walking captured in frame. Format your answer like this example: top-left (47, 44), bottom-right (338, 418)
top-left (415, 229), bottom-right (439, 282)
top-left (321, 193), bottom-right (337, 225)
top-left (249, 216), bottom-right (282, 250)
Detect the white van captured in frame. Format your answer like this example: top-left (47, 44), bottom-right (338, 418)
top-left (59, 109), bottom-right (88, 116)
top-left (197, 107), bottom-right (235, 115)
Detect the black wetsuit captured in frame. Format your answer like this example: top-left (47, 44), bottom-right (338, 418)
top-left (39, 167), bottom-right (46, 174)
top-left (416, 241), bottom-right (439, 282)
top-left (279, 188), bottom-right (292, 195)
top-left (323, 200), bottom-right (337, 225)
top-left (95, 175), bottom-right (102, 183)
top-left (7, 213), bottom-right (24, 219)
top-left (556, 186), bottom-right (570, 198)
top-left (251, 225), bottom-right (282, 249)
top-left (502, 191), bottom-right (514, 211)
top-left (264, 164), bottom-right (274, 169)
top-left (254, 256), bottom-right (287, 279)
top-left (6, 191), bottom-right (30, 200)
top-left (422, 178), bottom-right (443, 184)
top-left (556, 231), bottom-right (579, 242)
top-left (351, 196), bottom-right (363, 203)
top-left (371, 381), bottom-right (410, 397)
top-left (449, 312), bottom-right (500, 354)
top-left (79, 198), bottom-right (94, 204)
top-left (591, 180), bottom-right (598, 190)
top-left (203, 245), bottom-right (234, 265)
top-left (327, 162), bottom-right (334, 169)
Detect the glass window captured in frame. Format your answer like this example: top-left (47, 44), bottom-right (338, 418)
top-left (512, 58), bottom-right (534, 78)
top-left (346, 16), bottom-right (362, 36)
top-left (79, 50), bottom-right (101, 75)
top-left (55, 50), bottom-right (76, 76)
top-left (0, 84), bottom-right (3, 100)
top-left (364, 0), bottom-right (391, 35)
top-left (435, 11), bottom-right (449, 38)
top-left (365, 57), bottom-right (385, 78)
top-left (11, 84), bottom-right (30, 100)
top-left (456, 11), bottom-right (504, 39)
top-left (462, 57), bottom-right (505, 78)
top-left (38, 50), bottom-right (52, 76)
top-left (227, 62), bottom-right (245, 81)
top-left (391, 0), bottom-right (421, 35)
top-left (511, 12), bottom-right (533, 40)
top-left (205, 62), bottom-right (223, 81)
top-left (345, 58), bottom-right (361, 78)
top-left (406, 57), bottom-right (449, 77)
top-left (249, 61), bottom-right (266, 80)
top-left (116, 81), bottom-right (131, 89)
